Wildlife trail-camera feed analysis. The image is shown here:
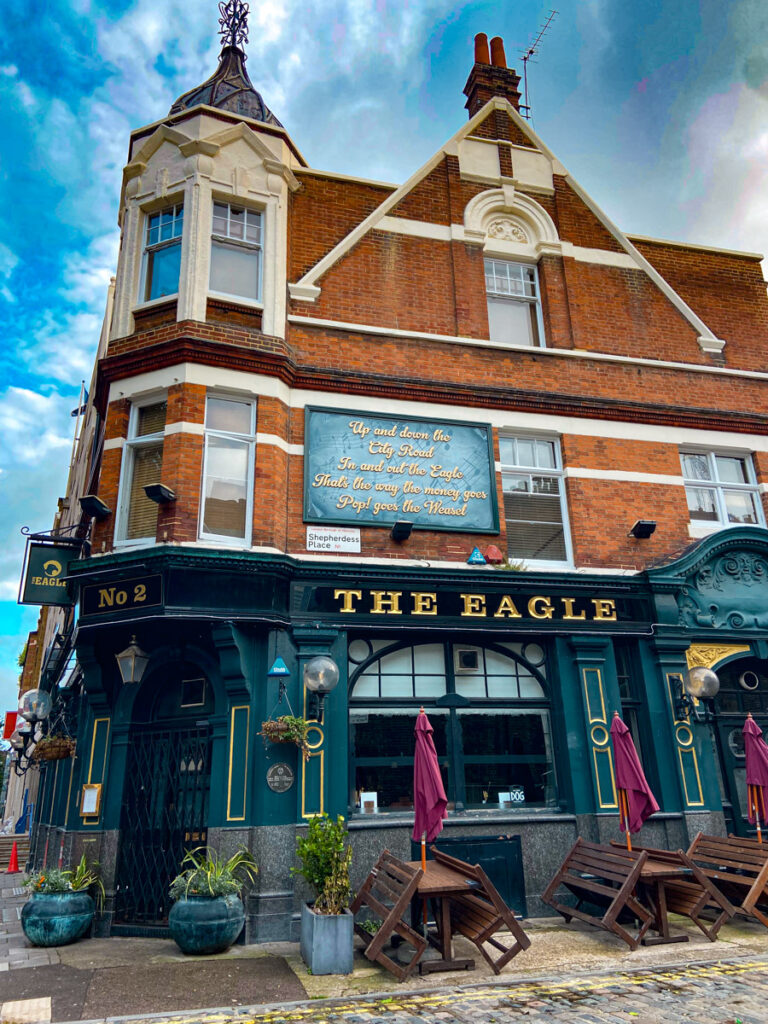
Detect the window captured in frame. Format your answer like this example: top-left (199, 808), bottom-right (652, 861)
top-left (141, 205), bottom-right (183, 302)
top-left (199, 396), bottom-right (256, 544)
top-left (117, 400), bottom-right (167, 542)
top-left (614, 640), bottom-right (656, 791)
top-left (680, 451), bottom-right (762, 527)
top-left (209, 202), bottom-right (262, 302)
top-left (499, 436), bottom-right (570, 564)
top-left (349, 640), bottom-right (557, 813)
top-left (484, 258), bottom-right (543, 346)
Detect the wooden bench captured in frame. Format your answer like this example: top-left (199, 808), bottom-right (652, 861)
top-left (610, 841), bottom-right (735, 941)
top-left (687, 833), bottom-right (768, 929)
top-left (350, 850), bottom-right (427, 981)
top-left (542, 837), bottom-right (654, 950)
top-left (429, 847), bottom-right (531, 974)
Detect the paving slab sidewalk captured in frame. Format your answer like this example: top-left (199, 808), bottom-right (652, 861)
top-left (4, 881), bottom-right (768, 1022)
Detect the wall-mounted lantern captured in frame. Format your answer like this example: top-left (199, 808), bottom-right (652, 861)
top-left (115, 636), bottom-right (150, 685)
top-left (303, 656), bottom-right (340, 725)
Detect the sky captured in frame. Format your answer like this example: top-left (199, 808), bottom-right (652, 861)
top-left (0, 0), bottom-right (766, 713)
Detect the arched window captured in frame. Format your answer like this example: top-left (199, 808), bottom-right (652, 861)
top-left (348, 639), bottom-right (556, 814)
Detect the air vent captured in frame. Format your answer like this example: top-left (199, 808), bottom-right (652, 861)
top-left (454, 648), bottom-right (480, 673)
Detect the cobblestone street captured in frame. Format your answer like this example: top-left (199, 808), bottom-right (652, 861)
top-left (142, 959), bottom-right (768, 1024)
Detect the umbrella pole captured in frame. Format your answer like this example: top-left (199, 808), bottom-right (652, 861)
top-left (421, 833), bottom-right (428, 931)
top-left (753, 786), bottom-right (763, 844)
top-left (619, 788), bottom-right (632, 851)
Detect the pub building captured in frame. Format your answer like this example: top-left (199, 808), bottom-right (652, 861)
top-left (12, 5), bottom-right (768, 942)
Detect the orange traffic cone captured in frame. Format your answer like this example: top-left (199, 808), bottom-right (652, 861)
top-left (6, 840), bottom-right (20, 873)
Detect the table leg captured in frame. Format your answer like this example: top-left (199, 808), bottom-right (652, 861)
top-left (641, 881), bottom-right (689, 946)
top-left (418, 895), bottom-right (475, 974)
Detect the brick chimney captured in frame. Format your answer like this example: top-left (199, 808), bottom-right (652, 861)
top-left (463, 33), bottom-right (522, 117)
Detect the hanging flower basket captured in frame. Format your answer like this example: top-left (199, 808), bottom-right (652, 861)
top-left (32, 736), bottom-right (76, 762)
top-left (260, 716), bottom-right (310, 760)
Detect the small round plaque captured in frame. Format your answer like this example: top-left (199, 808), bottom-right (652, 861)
top-left (266, 763), bottom-right (295, 793)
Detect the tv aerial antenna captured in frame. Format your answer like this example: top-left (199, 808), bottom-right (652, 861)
top-left (519, 9), bottom-right (557, 121)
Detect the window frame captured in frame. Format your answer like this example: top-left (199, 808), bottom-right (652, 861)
top-left (198, 394), bottom-right (257, 547)
top-left (679, 448), bottom-right (764, 529)
top-left (114, 396), bottom-right (167, 547)
top-left (499, 434), bottom-right (573, 569)
top-left (484, 257), bottom-right (546, 348)
top-left (208, 200), bottom-right (264, 306)
top-left (348, 638), bottom-right (558, 816)
top-left (138, 203), bottom-right (184, 306)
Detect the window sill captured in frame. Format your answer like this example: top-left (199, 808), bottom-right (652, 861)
top-left (208, 291), bottom-right (263, 311)
top-left (198, 534), bottom-right (252, 548)
top-left (133, 293), bottom-right (179, 313)
top-left (348, 807), bottom-right (571, 830)
top-left (687, 521), bottom-right (764, 539)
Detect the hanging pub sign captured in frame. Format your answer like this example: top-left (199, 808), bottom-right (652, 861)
top-left (303, 407), bottom-right (499, 533)
top-left (20, 543), bottom-right (74, 606)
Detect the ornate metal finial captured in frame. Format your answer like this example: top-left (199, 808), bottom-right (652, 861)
top-left (218, 0), bottom-right (249, 52)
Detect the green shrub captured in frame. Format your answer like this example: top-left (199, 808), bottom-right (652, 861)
top-left (169, 846), bottom-right (257, 900)
top-left (25, 855), bottom-right (105, 910)
top-left (293, 814), bottom-right (352, 915)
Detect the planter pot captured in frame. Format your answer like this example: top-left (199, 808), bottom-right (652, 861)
top-left (21, 891), bottom-right (94, 947)
top-left (300, 902), bottom-right (354, 975)
top-left (168, 894), bottom-right (244, 955)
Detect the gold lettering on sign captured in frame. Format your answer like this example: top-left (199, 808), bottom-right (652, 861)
top-left (561, 597), bottom-right (586, 621)
top-left (460, 594), bottom-right (486, 617)
top-left (591, 599), bottom-right (617, 621)
top-left (494, 595), bottom-right (522, 619)
top-left (412, 592), bottom-right (438, 615)
top-left (334, 589), bottom-right (362, 613)
top-left (528, 596), bottom-right (554, 619)
top-left (371, 591), bottom-right (403, 615)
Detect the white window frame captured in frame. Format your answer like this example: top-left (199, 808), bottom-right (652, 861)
top-left (484, 258), bottom-right (546, 348)
top-left (114, 396), bottom-right (167, 547)
top-left (198, 395), bottom-right (257, 547)
top-left (680, 449), bottom-right (764, 530)
top-left (499, 435), bottom-right (573, 569)
top-left (208, 200), bottom-right (264, 306)
top-left (138, 203), bottom-right (184, 306)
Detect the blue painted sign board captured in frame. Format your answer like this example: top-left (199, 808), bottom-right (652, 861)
top-left (303, 407), bottom-right (499, 533)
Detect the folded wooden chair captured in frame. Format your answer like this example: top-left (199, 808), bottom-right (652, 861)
top-left (542, 837), bottom-right (653, 950)
top-left (429, 846), bottom-right (531, 974)
top-left (688, 833), bottom-right (768, 929)
top-left (350, 850), bottom-right (426, 981)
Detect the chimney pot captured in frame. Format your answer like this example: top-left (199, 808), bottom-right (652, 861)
top-left (490, 36), bottom-right (507, 68)
top-left (474, 32), bottom-right (490, 66)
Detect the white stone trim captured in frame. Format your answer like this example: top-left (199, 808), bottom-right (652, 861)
top-left (256, 432), bottom-right (303, 456)
top-left (286, 314), bottom-right (763, 381)
top-left (378, 216), bottom-right (453, 241)
top-left (563, 467), bottom-right (684, 486)
top-left (105, 363), bottom-right (768, 453)
top-left (164, 421), bottom-right (205, 436)
top-left (103, 437), bottom-right (125, 451)
top-left (627, 234), bottom-right (764, 261)
top-left (296, 167), bottom-right (397, 189)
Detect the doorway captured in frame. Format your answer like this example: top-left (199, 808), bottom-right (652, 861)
top-left (113, 667), bottom-right (213, 932)
top-left (711, 656), bottom-right (768, 837)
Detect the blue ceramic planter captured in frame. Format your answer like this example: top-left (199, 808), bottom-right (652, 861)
top-left (168, 894), bottom-right (245, 955)
top-left (21, 891), bottom-right (94, 947)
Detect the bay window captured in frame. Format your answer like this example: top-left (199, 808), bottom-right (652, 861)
top-left (209, 202), bottom-right (262, 302)
top-left (680, 450), bottom-right (762, 527)
top-left (117, 400), bottom-right (167, 543)
top-left (141, 205), bottom-right (183, 302)
top-left (199, 396), bottom-right (256, 544)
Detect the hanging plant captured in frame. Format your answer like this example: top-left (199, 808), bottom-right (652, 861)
top-left (31, 736), bottom-right (76, 762)
top-left (260, 715), bottom-right (310, 760)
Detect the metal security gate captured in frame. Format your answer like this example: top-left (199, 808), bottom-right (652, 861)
top-left (113, 723), bottom-right (211, 931)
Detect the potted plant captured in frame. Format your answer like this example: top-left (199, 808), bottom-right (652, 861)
top-left (293, 814), bottom-right (354, 975)
top-left (22, 855), bottom-right (104, 947)
top-left (260, 715), bottom-right (311, 760)
top-left (31, 735), bottom-right (76, 762)
top-left (168, 846), bottom-right (257, 955)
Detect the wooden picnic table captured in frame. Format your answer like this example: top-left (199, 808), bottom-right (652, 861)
top-left (407, 858), bottom-right (478, 973)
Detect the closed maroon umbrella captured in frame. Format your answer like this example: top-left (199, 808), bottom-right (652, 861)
top-left (610, 712), bottom-right (659, 850)
top-left (743, 713), bottom-right (768, 842)
top-left (413, 708), bottom-right (448, 868)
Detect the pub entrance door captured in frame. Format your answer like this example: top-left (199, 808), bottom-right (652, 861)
top-left (113, 670), bottom-right (213, 933)
top-left (711, 656), bottom-right (768, 838)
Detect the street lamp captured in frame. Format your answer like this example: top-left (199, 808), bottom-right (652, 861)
top-left (303, 656), bottom-right (340, 725)
top-left (19, 688), bottom-right (52, 722)
top-left (674, 667), bottom-right (720, 722)
top-left (115, 636), bottom-right (150, 685)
